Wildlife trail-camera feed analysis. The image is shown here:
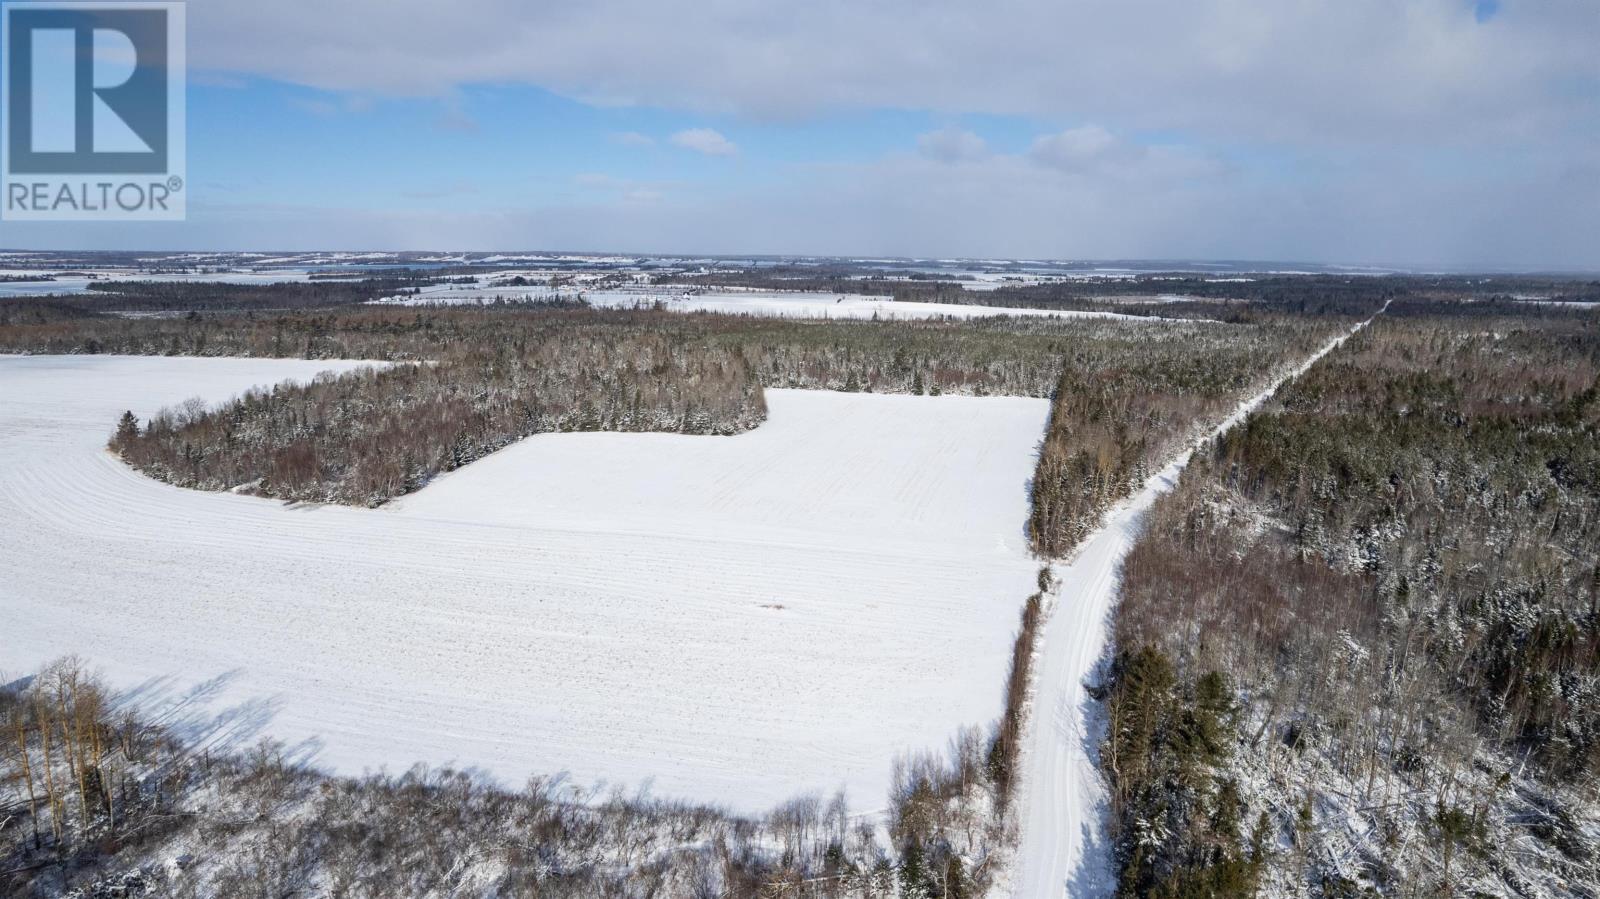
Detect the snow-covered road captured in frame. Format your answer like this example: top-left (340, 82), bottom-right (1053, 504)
top-left (1012, 309), bottom-right (1384, 896)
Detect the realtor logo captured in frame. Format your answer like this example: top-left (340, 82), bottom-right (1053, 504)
top-left (2, 1), bottom-right (185, 220)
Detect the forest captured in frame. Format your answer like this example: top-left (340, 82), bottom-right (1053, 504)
top-left (0, 303), bottom-right (1328, 524)
top-left (1100, 303), bottom-right (1600, 895)
top-left (1024, 318), bottom-right (1330, 556)
top-left (667, 269), bottom-right (1598, 322)
top-left (76, 277), bottom-right (451, 312)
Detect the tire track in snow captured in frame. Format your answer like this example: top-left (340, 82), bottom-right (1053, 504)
top-left (1012, 306), bottom-right (1386, 897)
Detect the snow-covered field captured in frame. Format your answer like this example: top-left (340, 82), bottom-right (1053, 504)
top-left (0, 356), bottom-right (1049, 815)
top-left (1518, 298), bottom-right (1599, 309)
top-left (585, 289), bottom-right (1157, 321)
top-left (0, 268), bottom-right (338, 297)
top-left (372, 283), bottom-right (1154, 321)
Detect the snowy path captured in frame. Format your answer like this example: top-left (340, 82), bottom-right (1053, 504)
top-left (1011, 309), bottom-right (1384, 896)
top-left (0, 357), bottom-right (1047, 815)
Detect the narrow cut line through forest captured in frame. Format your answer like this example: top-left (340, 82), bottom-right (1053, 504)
top-left (1010, 303), bottom-right (1388, 898)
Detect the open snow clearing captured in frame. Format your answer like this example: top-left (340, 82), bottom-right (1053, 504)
top-left (0, 355), bottom-right (1048, 815)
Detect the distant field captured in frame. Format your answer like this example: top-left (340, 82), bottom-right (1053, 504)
top-left (371, 282), bottom-right (1154, 320)
top-left (0, 356), bottom-right (1048, 814)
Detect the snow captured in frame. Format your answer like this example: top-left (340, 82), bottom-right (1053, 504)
top-left (372, 284), bottom-right (1161, 322)
top-left (0, 356), bottom-right (1049, 816)
top-left (1010, 309), bottom-right (1385, 897)
top-left (581, 289), bottom-right (1149, 321)
top-left (1518, 298), bottom-right (1598, 309)
top-left (0, 268), bottom-right (329, 297)
top-left (0, 276), bottom-right (99, 297)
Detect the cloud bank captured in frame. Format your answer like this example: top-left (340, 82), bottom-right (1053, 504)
top-left (9, 0), bottom-right (1598, 266)
top-left (191, 0), bottom-right (1596, 146)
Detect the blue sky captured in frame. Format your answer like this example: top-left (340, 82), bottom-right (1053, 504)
top-left (3, 0), bottom-right (1597, 267)
top-left (186, 81), bottom-right (1162, 214)
top-left (190, 81), bottom-right (947, 211)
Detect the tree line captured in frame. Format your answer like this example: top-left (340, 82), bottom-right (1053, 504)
top-left (1, 657), bottom-right (1023, 898)
top-left (0, 303), bottom-right (1328, 515)
top-left (109, 330), bottom-right (766, 506)
top-left (75, 276), bottom-right (451, 312)
top-left (666, 268), bottom-right (1600, 321)
top-left (1025, 317), bottom-right (1335, 556)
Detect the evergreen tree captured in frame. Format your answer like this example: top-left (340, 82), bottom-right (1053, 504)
top-left (897, 841), bottom-right (932, 899)
top-left (110, 410), bottom-right (139, 450)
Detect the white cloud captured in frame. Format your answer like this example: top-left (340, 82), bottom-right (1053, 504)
top-left (15, 2), bottom-right (1600, 267)
top-left (190, 0), bottom-right (1598, 148)
top-left (916, 127), bottom-right (988, 162)
top-left (287, 93), bottom-right (373, 119)
top-left (1029, 126), bottom-right (1121, 170)
top-left (669, 128), bottom-right (738, 156)
top-left (1023, 126), bottom-right (1224, 182)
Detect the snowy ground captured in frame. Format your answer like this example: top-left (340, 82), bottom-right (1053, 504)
top-left (371, 283), bottom-right (1157, 322)
top-left (1518, 298), bottom-right (1599, 309)
top-left (0, 356), bottom-right (1049, 816)
top-left (0, 268), bottom-right (336, 297)
top-left (1010, 312), bottom-right (1382, 897)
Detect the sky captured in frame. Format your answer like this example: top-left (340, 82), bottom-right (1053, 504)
top-left (2, 0), bottom-right (1598, 268)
